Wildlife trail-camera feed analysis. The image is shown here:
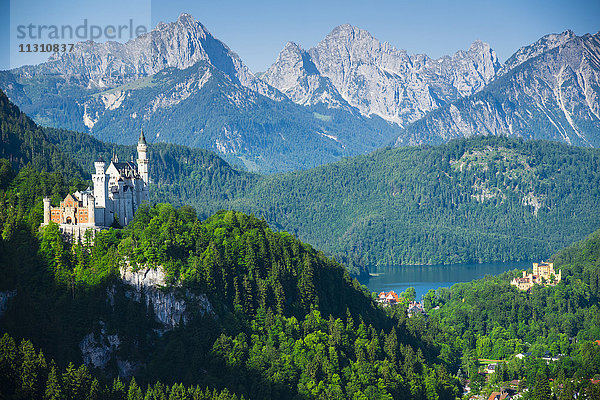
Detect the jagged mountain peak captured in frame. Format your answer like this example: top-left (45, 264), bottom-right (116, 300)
top-left (468, 39), bottom-right (493, 53)
top-left (14, 13), bottom-right (281, 100)
top-left (499, 29), bottom-right (578, 76)
top-left (264, 24), bottom-right (501, 125)
top-left (394, 30), bottom-right (600, 148)
top-left (316, 24), bottom-right (408, 60)
top-left (327, 23), bottom-right (372, 38)
top-left (282, 41), bottom-right (302, 52)
top-left (261, 39), bottom-right (349, 109)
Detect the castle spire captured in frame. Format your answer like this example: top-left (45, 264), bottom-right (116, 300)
top-left (138, 128), bottom-right (147, 145)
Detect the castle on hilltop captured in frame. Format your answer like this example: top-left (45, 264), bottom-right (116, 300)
top-left (42, 130), bottom-right (150, 238)
top-left (511, 262), bottom-right (562, 291)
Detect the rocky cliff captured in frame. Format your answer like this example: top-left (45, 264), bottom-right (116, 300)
top-left (78, 265), bottom-right (213, 377)
top-left (120, 265), bottom-right (213, 329)
top-left (394, 31), bottom-right (600, 147)
top-left (263, 24), bottom-right (501, 125)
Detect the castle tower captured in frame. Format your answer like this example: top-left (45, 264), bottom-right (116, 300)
top-left (43, 197), bottom-right (51, 225)
top-left (137, 129), bottom-right (149, 185)
top-left (137, 128), bottom-right (150, 203)
top-left (92, 156), bottom-right (108, 226)
top-left (87, 195), bottom-right (95, 225)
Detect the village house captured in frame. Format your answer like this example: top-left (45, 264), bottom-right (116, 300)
top-left (487, 391), bottom-right (511, 400)
top-left (376, 291), bottom-right (399, 306)
top-left (511, 262), bottom-right (562, 291)
top-left (407, 301), bottom-right (427, 318)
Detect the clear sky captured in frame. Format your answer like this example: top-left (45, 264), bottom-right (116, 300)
top-left (1, 0), bottom-right (599, 72)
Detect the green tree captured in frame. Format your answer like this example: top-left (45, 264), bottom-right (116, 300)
top-left (44, 366), bottom-right (63, 400)
top-left (533, 371), bottom-right (551, 400)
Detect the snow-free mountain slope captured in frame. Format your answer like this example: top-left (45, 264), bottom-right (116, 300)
top-left (263, 24), bottom-right (501, 125)
top-left (394, 31), bottom-right (600, 147)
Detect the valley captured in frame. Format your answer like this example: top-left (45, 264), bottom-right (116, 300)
top-left (0, 9), bottom-right (600, 400)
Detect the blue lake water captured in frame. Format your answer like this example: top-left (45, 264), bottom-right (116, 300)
top-left (359, 261), bottom-right (531, 300)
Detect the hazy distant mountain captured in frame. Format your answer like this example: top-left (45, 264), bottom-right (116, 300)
top-left (262, 24), bottom-right (501, 125)
top-left (394, 31), bottom-right (600, 147)
top-left (0, 14), bottom-right (400, 173)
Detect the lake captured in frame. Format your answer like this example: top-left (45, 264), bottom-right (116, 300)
top-left (359, 261), bottom-right (531, 300)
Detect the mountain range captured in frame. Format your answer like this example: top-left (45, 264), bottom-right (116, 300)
top-left (263, 24), bottom-right (500, 126)
top-left (2, 14), bottom-right (599, 172)
top-left (394, 30), bottom-right (600, 147)
top-left (0, 14), bottom-right (399, 173)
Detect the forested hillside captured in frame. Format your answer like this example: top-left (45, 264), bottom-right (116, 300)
top-left (0, 90), bottom-right (83, 177)
top-left (43, 126), bottom-right (600, 267)
top-left (46, 124), bottom-right (600, 268)
top-left (420, 226), bottom-right (600, 397)
top-left (228, 136), bottom-right (600, 265)
top-left (2, 158), bottom-right (600, 399)
top-left (4, 89), bottom-right (600, 268)
top-left (0, 161), bottom-right (460, 399)
top-left (44, 127), bottom-right (259, 219)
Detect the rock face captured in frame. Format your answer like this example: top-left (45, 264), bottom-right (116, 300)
top-left (79, 322), bottom-right (120, 370)
top-left (0, 290), bottom-right (17, 318)
top-left (78, 265), bottom-right (213, 377)
top-left (120, 265), bottom-right (213, 329)
top-left (394, 31), bottom-right (600, 147)
top-left (263, 24), bottom-right (501, 125)
top-left (498, 30), bottom-right (577, 76)
top-left (14, 13), bottom-right (280, 101)
top-left (261, 42), bottom-right (352, 110)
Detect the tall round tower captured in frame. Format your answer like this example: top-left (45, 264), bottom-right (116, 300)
top-left (43, 197), bottom-right (51, 225)
top-left (137, 128), bottom-right (149, 185)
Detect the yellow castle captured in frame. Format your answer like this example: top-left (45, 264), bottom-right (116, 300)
top-left (511, 262), bottom-right (562, 291)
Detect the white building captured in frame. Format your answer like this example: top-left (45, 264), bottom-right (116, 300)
top-left (42, 130), bottom-right (150, 237)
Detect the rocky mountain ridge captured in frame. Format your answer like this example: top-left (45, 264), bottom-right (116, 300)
top-left (0, 14), bottom-right (401, 173)
top-left (11, 13), bottom-right (280, 101)
top-left (1, 15), bottom-right (599, 173)
top-left (394, 31), bottom-right (600, 147)
top-left (263, 24), bottom-right (501, 125)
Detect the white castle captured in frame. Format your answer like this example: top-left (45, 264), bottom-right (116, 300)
top-left (42, 130), bottom-right (150, 237)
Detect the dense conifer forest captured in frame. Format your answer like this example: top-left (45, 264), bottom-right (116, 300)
top-left (0, 159), bottom-right (461, 399)
top-left (5, 86), bottom-right (598, 269)
top-left (1, 88), bottom-right (600, 399)
top-left (44, 121), bottom-right (600, 268)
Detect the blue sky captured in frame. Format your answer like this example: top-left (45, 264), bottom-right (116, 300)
top-left (1, 0), bottom-right (599, 72)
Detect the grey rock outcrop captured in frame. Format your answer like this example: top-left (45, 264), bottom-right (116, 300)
top-left (261, 42), bottom-right (352, 110)
top-left (78, 265), bottom-right (214, 377)
top-left (498, 30), bottom-right (577, 76)
top-left (121, 265), bottom-right (213, 329)
top-left (79, 322), bottom-right (121, 370)
top-left (0, 290), bottom-right (17, 318)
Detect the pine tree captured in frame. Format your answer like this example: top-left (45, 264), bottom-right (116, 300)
top-left (533, 371), bottom-right (551, 400)
top-left (0, 333), bottom-right (18, 396)
top-left (44, 366), bottom-right (63, 400)
top-left (18, 339), bottom-right (39, 399)
top-left (128, 377), bottom-right (143, 400)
